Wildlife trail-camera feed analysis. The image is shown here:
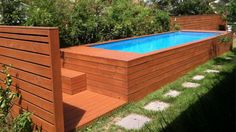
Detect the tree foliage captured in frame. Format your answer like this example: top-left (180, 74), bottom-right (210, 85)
top-left (0, 0), bottom-right (26, 25)
top-left (148, 0), bottom-right (214, 15)
top-left (227, 0), bottom-right (236, 22)
top-left (68, 0), bottom-right (170, 46)
top-left (24, 0), bottom-right (72, 47)
top-left (210, 0), bottom-right (236, 23)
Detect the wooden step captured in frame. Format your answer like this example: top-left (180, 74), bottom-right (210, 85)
top-left (63, 90), bottom-right (126, 131)
top-left (61, 68), bottom-right (86, 95)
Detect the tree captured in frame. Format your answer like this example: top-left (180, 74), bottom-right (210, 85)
top-left (0, 0), bottom-right (26, 25)
top-left (227, 0), bottom-right (236, 22)
top-left (25, 0), bottom-right (73, 47)
top-left (146, 0), bottom-right (214, 16)
top-left (211, 0), bottom-right (236, 22)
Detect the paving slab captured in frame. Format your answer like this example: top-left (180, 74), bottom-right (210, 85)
top-left (164, 90), bottom-right (181, 98)
top-left (115, 114), bottom-right (151, 130)
top-left (192, 75), bottom-right (205, 81)
top-left (182, 82), bottom-right (200, 88)
top-left (144, 101), bottom-right (170, 111)
top-left (205, 69), bottom-right (220, 73)
top-left (224, 57), bottom-right (233, 60)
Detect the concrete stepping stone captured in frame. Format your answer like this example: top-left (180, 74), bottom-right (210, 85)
top-left (115, 114), bottom-right (151, 130)
top-left (192, 75), bottom-right (205, 81)
top-left (204, 69), bottom-right (220, 73)
top-left (182, 82), bottom-right (200, 88)
top-left (214, 65), bottom-right (222, 69)
top-left (164, 90), bottom-right (181, 97)
top-left (144, 101), bottom-right (170, 111)
top-left (224, 57), bottom-right (232, 60)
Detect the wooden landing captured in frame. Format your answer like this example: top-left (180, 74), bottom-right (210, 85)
top-left (63, 90), bottom-right (126, 131)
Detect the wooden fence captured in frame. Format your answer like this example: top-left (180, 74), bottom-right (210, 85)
top-left (0, 26), bottom-right (64, 132)
top-left (170, 14), bottom-right (226, 30)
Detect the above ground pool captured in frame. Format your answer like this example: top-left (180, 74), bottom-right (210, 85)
top-left (91, 31), bottom-right (220, 54)
top-left (61, 30), bottom-right (231, 102)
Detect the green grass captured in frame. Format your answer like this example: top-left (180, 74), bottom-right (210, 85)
top-left (80, 41), bottom-right (236, 132)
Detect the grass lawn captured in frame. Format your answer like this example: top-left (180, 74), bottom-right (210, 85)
top-left (80, 40), bottom-right (236, 132)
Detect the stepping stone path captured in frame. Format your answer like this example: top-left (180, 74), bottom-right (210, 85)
top-left (182, 82), bottom-right (200, 88)
top-left (204, 69), bottom-right (220, 73)
top-left (115, 114), bottom-right (151, 130)
top-left (192, 75), bottom-right (205, 81)
top-left (144, 101), bottom-right (170, 111)
top-left (164, 90), bottom-right (181, 97)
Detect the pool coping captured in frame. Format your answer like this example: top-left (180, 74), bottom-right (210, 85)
top-left (61, 30), bottom-right (230, 65)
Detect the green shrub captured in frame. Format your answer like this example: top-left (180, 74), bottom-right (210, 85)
top-left (150, 0), bottom-right (213, 16)
top-left (232, 24), bottom-right (236, 33)
top-left (228, 0), bottom-right (236, 23)
top-left (12, 112), bottom-right (33, 132)
top-left (68, 0), bottom-right (108, 46)
top-left (171, 0), bottom-right (213, 15)
top-left (0, 65), bottom-right (20, 122)
top-left (1, 0), bottom-right (170, 47)
top-left (0, 0), bottom-right (26, 25)
top-left (68, 0), bottom-right (170, 46)
top-left (0, 65), bottom-right (33, 132)
top-left (24, 0), bottom-right (72, 48)
top-left (173, 23), bottom-right (181, 31)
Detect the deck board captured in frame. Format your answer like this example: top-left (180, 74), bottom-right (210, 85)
top-left (63, 90), bottom-right (126, 131)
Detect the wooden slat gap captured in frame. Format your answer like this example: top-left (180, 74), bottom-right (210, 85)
top-left (0, 31), bottom-right (48, 37)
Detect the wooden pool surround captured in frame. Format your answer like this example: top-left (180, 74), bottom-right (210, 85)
top-left (61, 30), bottom-right (233, 102)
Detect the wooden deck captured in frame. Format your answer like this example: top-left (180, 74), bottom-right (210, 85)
top-left (63, 90), bottom-right (126, 131)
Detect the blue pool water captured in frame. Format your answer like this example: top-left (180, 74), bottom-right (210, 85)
top-left (91, 31), bottom-right (220, 54)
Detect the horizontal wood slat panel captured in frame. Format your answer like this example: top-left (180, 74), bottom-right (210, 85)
top-left (0, 37), bottom-right (50, 55)
top-left (128, 42), bottom-right (211, 77)
top-left (63, 57), bottom-right (127, 74)
top-left (0, 73), bottom-right (53, 101)
top-left (16, 85), bottom-right (53, 113)
top-left (61, 29), bottom-right (231, 104)
top-left (0, 55), bottom-right (52, 78)
top-left (127, 38), bottom-right (213, 67)
top-left (64, 63), bottom-right (127, 81)
top-left (0, 46), bottom-right (51, 66)
top-left (87, 74), bottom-right (127, 88)
top-left (6, 67), bottom-right (52, 90)
top-left (128, 55), bottom-right (209, 101)
top-left (0, 26), bottom-right (64, 132)
top-left (129, 52), bottom-right (210, 94)
top-left (11, 106), bottom-right (55, 132)
top-left (12, 99), bottom-right (55, 124)
top-left (0, 27), bottom-right (50, 36)
top-left (62, 51), bottom-right (128, 67)
top-left (171, 15), bottom-right (225, 30)
top-left (128, 49), bottom-right (210, 88)
top-left (0, 32), bottom-right (49, 42)
top-left (0, 80), bottom-right (54, 113)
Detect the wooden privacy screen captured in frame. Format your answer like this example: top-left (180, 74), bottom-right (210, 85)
top-left (171, 14), bottom-right (225, 30)
top-left (0, 26), bottom-right (64, 132)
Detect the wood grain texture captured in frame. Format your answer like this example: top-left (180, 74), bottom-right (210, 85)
top-left (61, 68), bottom-right (86, 95)
top-left (0, 26), bottom-right (64, 132)
top-left (61, 30), bottom-right (232, 103)
top-left (63, 90), bottom-right (126, 131)
top-left (170, 14), bottom-right (226, 30)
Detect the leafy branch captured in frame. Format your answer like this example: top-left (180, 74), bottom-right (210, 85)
top-left (219, 36), bottom-right (232, 44)
top-left (0, 64), bottom-right (20, 122)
